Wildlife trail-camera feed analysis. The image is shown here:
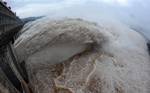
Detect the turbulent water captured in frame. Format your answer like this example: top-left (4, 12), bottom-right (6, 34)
top-left (12, 17), bottom-right (150, 93)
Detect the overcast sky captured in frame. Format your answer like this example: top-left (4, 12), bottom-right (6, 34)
top-left (5, 0), bottom-right (149, 18)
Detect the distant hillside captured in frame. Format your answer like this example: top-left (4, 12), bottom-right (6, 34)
top-left (22, 16), bottom-right (44, 23)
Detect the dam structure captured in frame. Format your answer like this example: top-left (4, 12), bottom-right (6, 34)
top-left (0, 1), bottom-right (29, 93)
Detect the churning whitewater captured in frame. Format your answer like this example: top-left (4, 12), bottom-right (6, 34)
top-left (14, 18), bottom-right (150, 93)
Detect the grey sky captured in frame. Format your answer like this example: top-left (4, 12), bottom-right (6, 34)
top-left (6, 0), bottom-right (149, 18)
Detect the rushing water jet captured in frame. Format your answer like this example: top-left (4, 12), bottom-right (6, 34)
top-left (14, 18), bottom-right (150, 93)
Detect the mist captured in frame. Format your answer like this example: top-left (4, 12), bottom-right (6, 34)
top-left (10, 0), bottom-right (150, 40)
